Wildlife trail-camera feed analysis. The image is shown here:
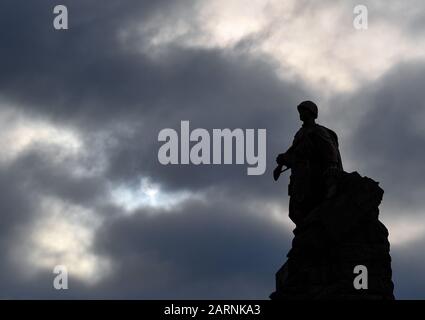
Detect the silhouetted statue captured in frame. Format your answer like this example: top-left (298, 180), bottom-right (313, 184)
top-left (271, 101), bottom-right (394, 300)
top-left (274, 101), bottom-right (343, 226)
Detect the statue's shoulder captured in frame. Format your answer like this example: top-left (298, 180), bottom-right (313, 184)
top-left (312, 124), bottom-right (339, 146)
top-left (311, 124), bottom-right (329, 134)
top-left (294, 126), bottom-right (312, 144)
top-left (294, 125), bottom-right (325, 141)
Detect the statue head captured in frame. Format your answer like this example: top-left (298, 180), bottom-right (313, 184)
top-left (297, 100), bottom-right (318, 122)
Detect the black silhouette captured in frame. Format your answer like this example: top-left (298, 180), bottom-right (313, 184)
top-left (271, 101), bottom-right (394, 300)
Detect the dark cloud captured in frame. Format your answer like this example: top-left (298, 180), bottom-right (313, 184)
top-left (0, 0), bottom-right (425, 299)
top-left (0, 0), bottom-right (304, 299)
top-left (0, 0), bottom-right (182, 120)
top-left (391, 236), bottom-right (425, 299)
top-left (87, 199), bottom-right (291, 299)
top-left (343, 61), bottom-right (425, 210)
top-left (0, 198), bottom-right (292, 299)
top-left (0, 0), bottom-right (310, 194)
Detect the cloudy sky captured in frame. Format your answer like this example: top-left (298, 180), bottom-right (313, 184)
top-left (1, 0), bottom-right (425, 299)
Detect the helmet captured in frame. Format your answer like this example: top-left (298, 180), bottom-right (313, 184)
top-left (297, 100), bottom-right (318, 119)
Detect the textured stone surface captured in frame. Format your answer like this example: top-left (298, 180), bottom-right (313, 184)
top-left (270, 171), bottom-right (395, 300)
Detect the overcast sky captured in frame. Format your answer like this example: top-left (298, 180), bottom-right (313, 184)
top-left (1, 0), bottom-right (425, 299)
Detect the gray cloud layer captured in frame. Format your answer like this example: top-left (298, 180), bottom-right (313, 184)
top-left (0, 0), bottom-right (425, 299)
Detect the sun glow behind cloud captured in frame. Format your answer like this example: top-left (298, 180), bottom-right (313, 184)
top-left (2, 0), bottom-right (425, 299)
top-left (110, 177), bottom-right (195, 213)
top-left (0, 106), bottom-right (113, 283)
top-left (0, 107), bottom-right (82, 164)
top-left (16, 197), bottom-right (111, 284)
top-left (140, 0), bottom-right (425, 93)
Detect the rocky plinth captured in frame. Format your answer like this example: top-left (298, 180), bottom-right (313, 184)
top-left (270, 171), bottom-right (394, 300)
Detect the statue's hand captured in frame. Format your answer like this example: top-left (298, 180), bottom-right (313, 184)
top-left (273, 165), bottom-right (283, 181)
top-left (276, 153), bottom-right (287, 165)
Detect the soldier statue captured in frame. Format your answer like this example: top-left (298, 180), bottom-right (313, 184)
top-left (271, 100), bottom-right (394, 300)
top-left (274, 100), bottom-right (343, 226)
